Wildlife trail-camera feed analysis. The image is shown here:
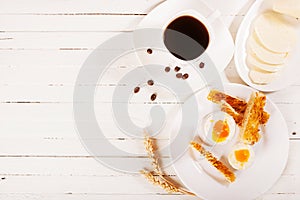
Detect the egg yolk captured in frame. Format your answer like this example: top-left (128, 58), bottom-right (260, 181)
top-left (234, 149), bottom-right (250, 163)
top-left (212, 120), bottom-right (230, 142)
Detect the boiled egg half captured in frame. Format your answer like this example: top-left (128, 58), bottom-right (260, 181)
top-left (228, 143), bottom-right (255, 170)
top-left (201, 111), bottom-right (236, 145)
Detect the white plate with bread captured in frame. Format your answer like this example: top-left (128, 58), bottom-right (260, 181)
top-left (235, 0), bottom-right (300, 91)
top-left (170, 83), bottom-right (289, 200)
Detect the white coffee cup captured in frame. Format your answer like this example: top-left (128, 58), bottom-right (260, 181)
top-left (162, 9), bottom-right (220, 63)
top-left (135, 0), bottom-right (234, 73)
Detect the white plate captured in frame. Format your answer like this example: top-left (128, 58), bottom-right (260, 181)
top-left (171, 83), bottom-right (289, 200)
top-left (136, 0), bottom-right (234, 73)
top-left (235, 0), bottom-right (300, 92)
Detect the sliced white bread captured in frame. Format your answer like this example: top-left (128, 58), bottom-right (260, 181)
top-left (247, 53), bottom-right (283, 72)
top-left (273, 0), bottom-right (300, 19)
top-left (254, 12), bottom-right (297, 53)
top-left (248, 66), bottom-right (278, 85)
top-left (248, 33), bottom-right (288, 65)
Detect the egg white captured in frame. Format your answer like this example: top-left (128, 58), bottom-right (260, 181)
top-left (201, 111), bottom-right (236, 146)
top-left (228, 143), bottom-right (255, 170)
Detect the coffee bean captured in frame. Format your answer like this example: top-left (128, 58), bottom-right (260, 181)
top-left (134, 87), bottom-right (140, 93)
top-left (182, 73), bottom-right (189, 80)
top-left (147, 49), bottom-right (153, 54)
top-left (147, 80), bottom-right (154, 86)
top-left (199, 62), bottom-right (205, 68)
top-left (151, 93), bottom-right (157, 101)
top-left (165, 66), bottom-right (171, 72)
top-left (176, 73), bottom-right (182, 78)
top-left (174, 66), bottom-right (181, 72)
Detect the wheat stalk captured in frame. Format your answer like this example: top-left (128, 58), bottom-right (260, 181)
top-left (144, 134), bottom-right (161, 174)
top-left (140, 170), bottom-right (195, 195)
top-left (141, 132), bottom-right (195, 196)
top-left (140, 170), bottom-right (179, 193)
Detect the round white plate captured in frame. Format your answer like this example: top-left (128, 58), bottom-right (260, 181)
top-left (235, 0), bottom-right (300, 92)
top-left (171, 83), bottom-right (289, 200)
top-left (136, 0), bottom-right (234, 73)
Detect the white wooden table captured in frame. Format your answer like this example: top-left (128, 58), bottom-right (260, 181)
top-left (0, 0), bottom-right (299, 199)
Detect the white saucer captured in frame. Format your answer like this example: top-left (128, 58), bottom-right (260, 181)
top-left (136, 0), bottom-right (234, 73)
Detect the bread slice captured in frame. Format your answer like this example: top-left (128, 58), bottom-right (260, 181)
top-left (207, 89), bottom-right (247, 114)
top-left (254, 12), bottom-right (297, 53)
top-left (249, 68), bottom-right (278, 85)
top-left (219, 100), bottom-right (245, 127)
top-left (190, 141), bottom-right (236, 182)
top-left (240, 92), bottom-right (267, 145)
top-left (247, 53), bottom-right (283, 73)
top-left (248, 33), bottom-right (288, 65)
top-left (273, 0), bottom-right (300, 19)
top-left (207, 90), bottom-right (269, 126)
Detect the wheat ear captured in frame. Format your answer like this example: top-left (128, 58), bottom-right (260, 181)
top-left (140, 170), bottom-right (179, 193)
top-left (144, 134), bottom-right (161, 174)
top-left (141, 132), bottom-right (195, 196)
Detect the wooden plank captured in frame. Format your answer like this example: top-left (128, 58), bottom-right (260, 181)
top-left (0, 157), bottom-right (173, 177)
top-left (0, 140), bottom-right (298, 176)
top-left (0, 15), bottom-right (237, 34)
top-left (0, 194), bottom-right (298, 200)
top-left (0, 49), bottom-right (143, 67)
top-left (224, 59), bottom-right (244, 84)
top-left (0, 64), bottom-right (300, 97)
top-left (0, 157), bottom-right (122, 177)
top-left (0, 65), bottom-right (139, 85)
top-left (1, 119), bottom-right (298, 140)
top-left (268, 87), bottom-right (300, 104)
top-left (1, 83), bottom-right (300, 103)
top-left (0, 175), bottom-right (167, 194)
top-left (0, 194), bottom-right (198, 200)
top-left (0, 102), bottom-right (299, 137)
top-left (0, 15), bottom-right (143, 32)
top-left (258, 194), bottom-right (300, 200)
top-left (0, 103), bottom-right (184, 123)
top-left (0, 174), bottom-right (298, 194)
top-left (0, 0), bottom-right (253, 17)
top-left (0, 119), bottom-right (298, 140)
top-left (0, 0), bottom-right (164, 14)
top-left (0, 50), bottom-right (91, 67)
top-left (0, 137), bottom-right (177, 156)
top-left (0, 32), bottom-right (119, 49)
top-left (0, 141), bottom-right (298, 198)
top-left (268, 175), bottom-right (300, 195)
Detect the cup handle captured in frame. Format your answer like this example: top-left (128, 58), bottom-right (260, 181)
top-left (207, 9), bottom-right (221, 23)
top-left (204, 0), bottom-right (250, 25)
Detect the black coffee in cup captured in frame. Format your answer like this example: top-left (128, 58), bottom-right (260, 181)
top-left (163, 15), bottom-right (210, 61)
